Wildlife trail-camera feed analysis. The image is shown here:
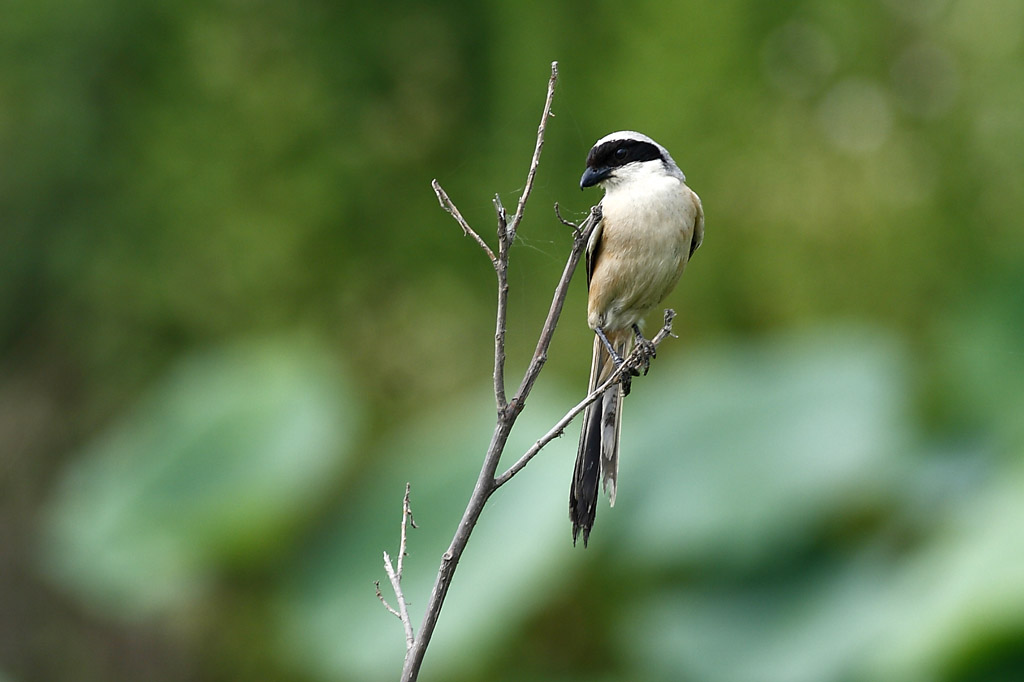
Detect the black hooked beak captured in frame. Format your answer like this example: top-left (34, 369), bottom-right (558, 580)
top-left (580, 166), bottom-right (611, 190)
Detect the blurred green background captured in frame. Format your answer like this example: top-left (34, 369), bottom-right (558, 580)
top-left (3, 0), bottom-right (1024, 680)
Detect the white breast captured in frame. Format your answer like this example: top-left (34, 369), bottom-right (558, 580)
top-left (587, 172), bottom-right (697, 331)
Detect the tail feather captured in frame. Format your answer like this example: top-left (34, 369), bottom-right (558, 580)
top-left (570, 332), bottom-right (629, 546)
top-left (602, 377), bottom-right (623, 507)
top-left (570, 390), bottom-right (603, 546)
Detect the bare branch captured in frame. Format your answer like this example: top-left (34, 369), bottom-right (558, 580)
top-left (402, 204), bottom-right (596, 681)
top-left (507, 205), bottom-right (600, 415)
top-left (397, 482), bottom-right (413, 580)
top-left (378, 484), bottom-right (417, 653)
top-left (659, 308), bottom-right (678, 337)
top-left (493, 193), bottom-right (510, 412)
top-left (383, 551), bottom-right (415, 651)
top-left (506, 61), bottom-right (558, 241)
top-left (495, 309), bottom-right (676, 487)
top-left (432, 179), bottom-right (497, 265)
top-left (398, 61), bottom-right (674, 682)
top-left (553, 202), bottom-right (579, 229)
top-left (401, 63), bottom-right (566, 682)
top-left (493, 194), bottom-right (508, 244)
top-left (491, 58), bottom-right (553, 412)
top-left (375, 580), bottom-right (401, 619)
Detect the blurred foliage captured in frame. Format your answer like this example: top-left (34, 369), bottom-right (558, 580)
top-left (42, 337), bottom-right (354, 617)
top-left (2, 0), bottom-right (1024, 680)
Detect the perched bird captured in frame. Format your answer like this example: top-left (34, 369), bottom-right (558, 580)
top-left (570, 131), bottom-right (704, 546)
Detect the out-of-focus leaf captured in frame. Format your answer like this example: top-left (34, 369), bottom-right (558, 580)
top-left (864, 471), bottom-right (1024, 680)
top-left (274, 388), bottom-right (580, 682)
top-left (619, 469), bottom-right (1024, 682)
top-left (41, 336), bottom-right (355, 617)
top-left (608, 325), bottom-right (912, 568)
top-left (621, 558), bottom-right (901, 682)
top-left (936, 278), bottom-right (1024, 453)
top-left (609, 324), bottom-right (1024, 682)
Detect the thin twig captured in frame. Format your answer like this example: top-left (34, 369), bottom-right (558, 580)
top-left (493, 194), bottom-right (510, 412)
top-left (432, 179), bottom-right (497, 265)
top-left (401, 200), bottom-right (590, 682)
top-left (490, 58), bottom-right (555, 411)
top-left (495, 309), bottom-right (676, 487)
top-left (400, 63), bottom-right (565, 682)
top-left (397, 482), bottom-right (414, 580)
top-left (553, 202), bottom-right (580, 229)
top-left (396, 61), bottom-right (675, 682)
top-left (507, 205), bottom-right (600, 415)
top-left (506, 62), bottom-right (558, 241)
top-left (493, 194), bottom-right (508, 240)
top-left (382, 552), bottom-right (414, 651)
top-left (379, 483), bottom-right (417, 653)
top-left (375, 580), bottom-right (401, 619)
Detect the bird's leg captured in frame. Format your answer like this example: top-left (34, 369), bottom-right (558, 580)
top-left (597, 326), bottom-right (639, 395)
top-left (595, 327), bottom-right (625, 367)
top-left (631, 323), bottom-right (657, 375)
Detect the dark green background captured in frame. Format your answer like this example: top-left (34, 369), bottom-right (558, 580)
top-left (3, 0), bottom-right (1024, 680)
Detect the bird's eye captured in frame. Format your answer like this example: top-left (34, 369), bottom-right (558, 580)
top-left (613, 147), bottom-right (629, 161)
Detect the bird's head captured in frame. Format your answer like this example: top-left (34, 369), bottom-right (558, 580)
top-left (580, 131), bottom-right (684, 191)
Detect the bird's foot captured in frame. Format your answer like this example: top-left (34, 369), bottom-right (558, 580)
top-left (631, 324), bottom-right (657, 375)
top-left (634, 338), bottom-right (656, 375)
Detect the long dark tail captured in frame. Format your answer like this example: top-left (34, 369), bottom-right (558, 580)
top-left (570, 333), bottom-right (627, 546)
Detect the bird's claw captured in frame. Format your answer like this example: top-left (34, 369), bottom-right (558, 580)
top-left (635, 338), bottom-right (657, 375)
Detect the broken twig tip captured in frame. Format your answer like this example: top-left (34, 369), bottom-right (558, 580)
top-left (554, 202), bottom-right (579, 230)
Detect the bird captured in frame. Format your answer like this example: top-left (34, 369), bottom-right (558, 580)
top-left (570, 131), bottom-right (704, 547)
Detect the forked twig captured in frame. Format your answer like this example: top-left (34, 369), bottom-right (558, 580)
top-left (375, 580), bottom-right (400, 619)
top-left (398, 62), bottom-right (565, 682)
top-left (495, 310), bottom-right (676, 487)
top-left (553, 202), bottom-right (579, 229)
top-left (506, 63), bottom-right (559, 241)
top-left (381, 62), bottom-right (678, 682)
top-left (379, 483), bottom-right (417, 652)
top-left (432, 180), bottom-right (497, 265)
